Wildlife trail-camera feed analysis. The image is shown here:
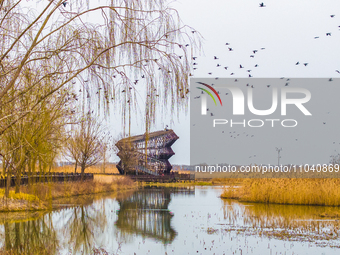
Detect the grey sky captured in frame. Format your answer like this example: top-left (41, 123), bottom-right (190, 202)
top-left (110, 0), bottom-right (340, 165)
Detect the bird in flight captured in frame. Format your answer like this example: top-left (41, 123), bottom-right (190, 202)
top-left (326, 33), bottom-right (332, 36)
top-left (259, 2), bottom-right (266, 7)
top-left (330, 15), bottom-right (335, 18)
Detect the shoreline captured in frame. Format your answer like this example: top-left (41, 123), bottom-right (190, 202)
top-left (0, 176), bottom-right (137, 212)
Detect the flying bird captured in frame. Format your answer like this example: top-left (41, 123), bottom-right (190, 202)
top-left (259, 2), bottom-right (266, 7)
top-left (214, 56), bottom-right (219, 60)
top-left (326, 33), bottom-right (332, 36)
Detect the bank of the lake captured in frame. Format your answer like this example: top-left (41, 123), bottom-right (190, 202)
top-left (2, 186), bottom-right (340, 255)
top-left (0, 175), bottom-right (136, 212)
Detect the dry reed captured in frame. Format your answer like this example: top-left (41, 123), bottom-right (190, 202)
top-left (221, 178), bottom-right (340, 206)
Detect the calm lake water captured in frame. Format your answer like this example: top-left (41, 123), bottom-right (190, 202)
top-left (1, 186), bottom-right (340, 254)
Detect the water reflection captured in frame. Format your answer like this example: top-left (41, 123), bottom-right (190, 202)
top-left (1, 187), bottom-right (339, 254)
top-left (0, 213), bottom-right (58, 254)
top-left (222, 199), bottom-right (340, 243)
top-left (115, 187), bottom-right (195, 244)
top-left (64, 205), bottom-right (107, 254)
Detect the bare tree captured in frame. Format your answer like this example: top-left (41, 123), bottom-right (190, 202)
top-left (66, 116), bottom-right (106, 179)
top-left (0, 0), bottom-right (200, 138)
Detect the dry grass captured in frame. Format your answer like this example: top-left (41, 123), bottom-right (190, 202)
top-left (211, 178), bottom-right (243, 185)
top-left (221, 178), bottom-right (340, 206)
top-left (20, 176), bottom-right (135, 201)
top-left (0, 175), bottom-right (136, 211)
top-left (0, 247), bottom-right (114, 255)
top-left (51, 163), bottom-right (119, 174)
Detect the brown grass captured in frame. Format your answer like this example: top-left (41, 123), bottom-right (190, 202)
top-left (20, 175), bottom-right (135, 201)
top-left (51, 163), bottom-right (119, 174)
top-left (0, 175), bottom-right (136, 211)
top-left (221, 178), bottom-right (340, 206)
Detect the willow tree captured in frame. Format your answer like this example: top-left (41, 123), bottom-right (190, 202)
top-left (0, 66), bottom-right (73, 195)
top-left (0, 0), bottom-right (200, 138)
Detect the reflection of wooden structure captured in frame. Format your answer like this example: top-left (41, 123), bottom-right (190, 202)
top-left (116, 130), bottom-right (179, 175)
top-left (115, 188), bottom-right (194, 244)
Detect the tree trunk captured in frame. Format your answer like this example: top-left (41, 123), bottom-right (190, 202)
top-left (74, 161), bottom-right (77, 174)
top-left (15, 166), bottom-right (21, 194)
top-left (27, 159), bottom-right (31, 189)
top-left (5, 165), bottom-right (11, 198)
top-left (81, 164), bottom-right (85, 181)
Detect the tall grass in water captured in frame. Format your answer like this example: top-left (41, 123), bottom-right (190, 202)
top-left (221, 179), bottom-right (340, 206)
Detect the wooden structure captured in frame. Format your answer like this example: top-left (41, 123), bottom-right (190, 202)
top-left (116, 129), bottom-right (179, 175)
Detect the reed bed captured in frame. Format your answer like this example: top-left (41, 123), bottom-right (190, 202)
top-left (221, 178), bottom-right (340, 206)
top-left (51, 164), bottom-right (119, 174)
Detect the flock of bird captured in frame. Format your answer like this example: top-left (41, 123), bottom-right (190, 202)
top-left (190, 4), bottom-right (340, 161)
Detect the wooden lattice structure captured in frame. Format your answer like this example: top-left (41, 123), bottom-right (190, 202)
top-left (116, 129), bottom-right (179, 175)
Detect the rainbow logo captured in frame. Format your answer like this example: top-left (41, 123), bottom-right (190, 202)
top-left (196, 82), bottom-right (223, 106)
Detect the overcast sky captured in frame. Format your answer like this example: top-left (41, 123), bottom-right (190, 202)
top-left (110, 0), bottom-right (340, 165)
